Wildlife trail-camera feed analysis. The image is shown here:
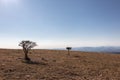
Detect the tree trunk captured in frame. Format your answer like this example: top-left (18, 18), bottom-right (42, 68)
top-left (68, 50), bottom-right (70, 55)
top-left (23, 48), bottom-right (30, 61)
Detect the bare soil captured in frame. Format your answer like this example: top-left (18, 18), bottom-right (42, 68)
top-left (0, 49), bottom-right (120, 80)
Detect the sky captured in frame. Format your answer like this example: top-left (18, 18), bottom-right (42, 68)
top-left (0, 0), bottom-right (120, 49)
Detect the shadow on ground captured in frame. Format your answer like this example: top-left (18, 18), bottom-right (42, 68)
top-left (22, 60), bottom-right (48, 65)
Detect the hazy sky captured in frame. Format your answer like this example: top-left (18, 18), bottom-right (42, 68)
top-left (0, 0), bottom-right (120, 49)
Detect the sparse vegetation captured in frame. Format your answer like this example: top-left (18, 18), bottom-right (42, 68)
top-left (19, 40), bottom-right (37, 61)
top-left (0, 49), bottom-right (120, 80)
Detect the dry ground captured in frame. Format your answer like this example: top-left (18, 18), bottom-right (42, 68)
top-left (0, 49), bottom-right (120, 80)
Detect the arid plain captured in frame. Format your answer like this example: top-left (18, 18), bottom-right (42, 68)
top-left (0, 49), bottom-right (120, 80)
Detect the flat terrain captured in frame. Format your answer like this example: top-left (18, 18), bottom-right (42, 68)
top-left (0, 49), bottom-right (120, 80)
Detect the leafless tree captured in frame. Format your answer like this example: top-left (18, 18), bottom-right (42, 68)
top-left (19, 40), bottom-right (37, 61)
top-left (66, 47), bottom-right (72, 55)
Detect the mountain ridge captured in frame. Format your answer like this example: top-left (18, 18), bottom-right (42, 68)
top-left (72, 46), bottom-right (120, 53)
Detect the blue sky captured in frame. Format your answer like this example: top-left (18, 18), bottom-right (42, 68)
top-left (0, 0), bottom-right (120, 49)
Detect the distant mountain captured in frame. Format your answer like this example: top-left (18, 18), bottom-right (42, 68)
top-left (72, 46), bottom-right (120, 53)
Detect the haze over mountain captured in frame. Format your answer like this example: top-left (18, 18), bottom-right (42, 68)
top-left (72, 46), bottom-right (120, 53)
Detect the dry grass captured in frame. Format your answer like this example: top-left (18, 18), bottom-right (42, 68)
top-left (0, 49), bottom-right (120, 80)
